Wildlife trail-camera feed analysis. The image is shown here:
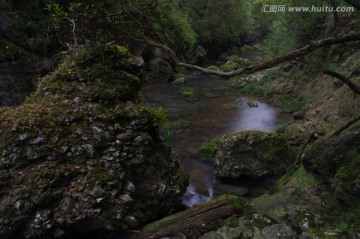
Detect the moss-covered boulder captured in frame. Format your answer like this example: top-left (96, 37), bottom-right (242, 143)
top-left (0, 45), bottom-right (187, 239)
top-left (303, 130), bottom-right (360, 175)
top-left (214, 131), bottom-right (294, 180)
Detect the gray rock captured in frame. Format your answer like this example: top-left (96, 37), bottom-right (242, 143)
top-left (218, 184), bottom-right (249, 196)
top-left (0, 46), bottom-right (187, 239)
top-left (131, 56), bottom-right (145, 67)
top-left (147, 58), bottom-right (174, 82)
top-left (261, 224), bottom-right (294, 239)
top-left (214, 131), bottom-right (294, 180)
top-left (172, 77), bottom-right (186, 85)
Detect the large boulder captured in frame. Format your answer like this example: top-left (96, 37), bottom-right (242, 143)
top-left (0, 45), bottom-right (187, 239)
top-left (145, 57), bottom-right (174, 82)
top-left (214, 131), bottom-right (294, 180)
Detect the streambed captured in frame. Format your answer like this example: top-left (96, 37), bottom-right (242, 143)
top-left (143, 72), bottom-right (291, 207)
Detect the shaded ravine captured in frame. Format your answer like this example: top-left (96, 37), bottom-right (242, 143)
top-left (143, 72), bottom-right (291, 207)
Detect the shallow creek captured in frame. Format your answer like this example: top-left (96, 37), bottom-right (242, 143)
top-left (143, 72), bottom-right (291, 207)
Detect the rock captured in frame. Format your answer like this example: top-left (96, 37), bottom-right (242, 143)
top-left (199, 231), bottom-right (224, 239)
top-left (0, 45), bottom-right (187, 239)
top-left (220, 61), bottom-right (238, 72)
top-left (146, 58), bottom-right (174, 82)
top-left (189, 45), bottom-right (208, 64)
top-left (226, 55), bottom-right (250, 68)
top-left (247, 98), bottom-right (259, 107)
top-left (261, 224), bottom-right (294, 239)
top-left (131, 56), bottom-right (145, 67)
top-left (172, 77), bottom-right (186, 85)
top-left (214, 131), bottom-right (294, 180)
top-left (218, 184), bottom-right (249, 196)
top-left (303, 130), bottom-right (360, 174)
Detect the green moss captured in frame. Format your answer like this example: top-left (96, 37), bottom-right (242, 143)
top-left (220, 62), bottom-right (238, 72)
top-left (175, 67), bottom-right (191, 76)
top-left (241, 80), bottom-right (276, 97)
top-left (182, 88), bottom-right (194, 97)
top-left (239, 71), bottom-right (280, 96)
top-left (277, 99), bottom-right (303, 112)
top-left (100, 88), bottom-right (119, 100)
top-left (285, 165), bottom-right (317, 189)
top-left (228, 195), bottom-right (247, 212)
top-left (247, 98), bottom-right (259, 107)
top-left (207, 65), bottom-right (220, 71)
top-left (334, 150), bottom-right (360, 181)
top-left (227, 56), bottom-right (250, 68)
top-left (200, 139), bottom-right (220, 155)
top-left (142, 195), bottom-right (246, 233)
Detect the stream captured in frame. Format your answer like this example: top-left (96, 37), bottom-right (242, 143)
top-left (143, 72), bottom-right (291, 207)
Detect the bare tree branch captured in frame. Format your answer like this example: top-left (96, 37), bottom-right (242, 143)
top-left (323, 69), bottom-right (360, 95)
top-left (144, 32), bottom-right (360, 78)
top-left (331, 114), bottom-right (360, 137)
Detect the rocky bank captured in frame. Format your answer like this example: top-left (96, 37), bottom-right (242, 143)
top-left (0, 45), bottom-right (187, 239)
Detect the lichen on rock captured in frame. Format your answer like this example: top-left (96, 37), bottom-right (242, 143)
top-left (214, 131), bottom-right (294, 180)
top-left (0, 45), bottom-right (187, 239)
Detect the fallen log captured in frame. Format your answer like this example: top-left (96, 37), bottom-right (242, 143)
top-left (143, 31), bottom-right (360, 78)
top-left (137, 195), bottom-right (247, 239)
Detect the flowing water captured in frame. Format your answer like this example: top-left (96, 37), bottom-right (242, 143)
top-left (143, 72), bottom-right (291, 207)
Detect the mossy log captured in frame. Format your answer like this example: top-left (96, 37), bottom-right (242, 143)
top-left (137, 195), bottom-right (247, 239)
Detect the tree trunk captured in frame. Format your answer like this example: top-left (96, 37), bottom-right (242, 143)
top-left (144, 31), bottom-right (360, 79)
top-left (137, 195), bottom-right (246, 239)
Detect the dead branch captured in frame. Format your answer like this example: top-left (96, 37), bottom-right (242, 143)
top-left (295, 132), bottom-right (316, 165)
top-left (323, 69), bottom-right (360, 95)
top-left (144, 32), bottom-right (360, 78)
top-left (331, 114), bottom-right (360, 137)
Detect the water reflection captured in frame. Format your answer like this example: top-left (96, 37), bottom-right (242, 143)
top-left (143, 74), bottom-right (290, 207)
top-left (230, 97), bottom-right (279, 132)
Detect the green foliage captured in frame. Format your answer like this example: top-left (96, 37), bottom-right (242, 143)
top-left (278, 165), bottom-right (317, 189)
top-left (220, 62), bottom-right (238, 72)
top-left (181, 0), bottom-right (254, 52)
top-left (277, 99), bottom-right (303, 112)
top-left (236, 71), bottom-right (280, 96)
top-left (152, 107), bottom-right (168, 124)
top-left (151, 107), bottom-right (172, 142)
top-left (200, 138), bottom-right (220, 155)
top-left (276, 124), bottom-right (287, 133)
top-left (241, 80), bottom-right (276, 97)
top-left (151, 0), bottom-right (197, 55)
top-left (182, 88), bottom-right (194, 97)
top-left (258, 0), bottom-right (331, 55)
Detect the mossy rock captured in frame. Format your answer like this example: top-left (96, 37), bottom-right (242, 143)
top-left (220, 61), bottom-right (238, 72)
top-left (214, 131), bottom-right (295, 179)
top-left (303, 130), bottom-right (360, 176)
top-left (226, 55), bottom-right (250, 68)
top-left (0, 45), bottom-right (187, 239)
